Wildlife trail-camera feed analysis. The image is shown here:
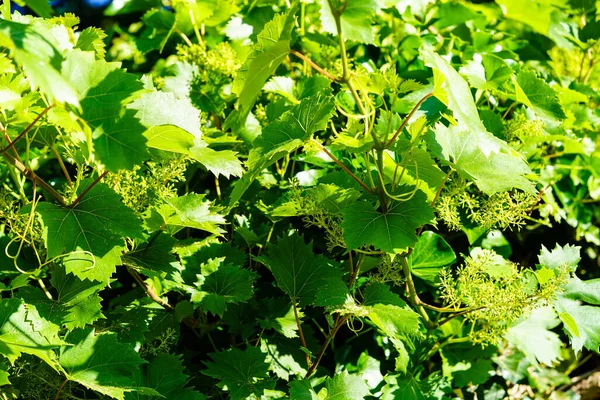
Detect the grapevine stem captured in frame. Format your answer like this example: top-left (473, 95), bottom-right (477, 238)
top-left (292, 300), bottom-right (310, 367)
top-left (54, 378), bottom-right (69, 400)
top-left (1, 104), bottom-right (55, 155)
top-left (289, 49), bottom-right (339, 82)
top-left (304, 314), bottom-right (350, 378)
top-left (310, 138), bottom-right (372, 193)
top-left (70, 171), bottom-right (108, 207)
top-left (50, 145), bottom-right (72, 185)
top-left (3, 153), bottom-right (66, 206)
top-left (126, 266), bottom-right (175, 311)
top-left (386, 93), bottom-right (433, 149)
top-left (400, 257), bottom-right (433, 328)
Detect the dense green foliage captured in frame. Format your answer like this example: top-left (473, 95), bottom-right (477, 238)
top-left (1, 0), bottom-right (600, 398)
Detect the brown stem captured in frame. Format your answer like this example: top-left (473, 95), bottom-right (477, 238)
top-left (54, 378), bottom-right (68, 400)
top-left (304, 314), bottom-right (350, 378)
top-left (290, 49), bottom-right (340, 82)
top-left (3, 153), bottom-right (66, 205)
top-left (70, 170), bottom-right (108, 207)
top-left (2, 104), bottom-right (55, 155)
top-left (127, 266), bottom-right (174, 311)
top-left (292, 300), bottom-right (311, 367)
top-left (386, 93), bottom-right (433, 149)
top-left (310, 138), bottom-right (372, 193)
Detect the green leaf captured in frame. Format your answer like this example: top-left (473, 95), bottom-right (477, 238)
top-left (229, 91), bottom-right (335, 207)
top-left (514, 71), bottom-right (567, 121)
top-left (258, 298), bottom-right (301, 338)
top-left (0, 19), bottom-right (79, 106)
top-left (341, 190), bottom-right (434, 253)
top-left (320, 0), bottom-right (380, 44)
top-left (75, 27), bottom-right (107, 59)
top-left (432, 123), bottom-right (536, 195)
top-left (0, 298), bottom-right (63, 367)
top-left (35, 180), bottom-right (143, 284)
top-left (20, 266), bottom-right (106, 330)
top-left (125, 354), bottom-right (206, 400)
top-left (203, 347), bottom-right (273, 400)
top-left (255, 234), bottom-right (342, 306)
top-left (554, 276), bottom-right (600, 353)
top-left (24, 0), bottom-right (54, 17)
top-left (189, 143), bottom-right (244, 178)
top-left (382, 372), bottom-right (450, 400)
top-left (538, 244), bottom-right (581, 274)
top-left (506, 306), bottom-right (562, 366)
top-left (408, 231), bottom-right (456, 284)
top-left (129, 90), bottom-right (202, 138)
top-left (122, 233), bottom-right (177, 276)
top-left (145, 193), bottom-right (226, 236)
top-left (60, 328), bottom-right (153, 400)
top-left (421, 47), bottom-right (501, 156)
top-left (62, 50), bottom-right (147, 171)
top-left (363, 282), bottom-right (409, 308)
top-left (225, 5), bottom-right (298, 130)
top-left (192, 261), bottom-right (257, 316)
top-left (324, 371), bottom-right (370, 399)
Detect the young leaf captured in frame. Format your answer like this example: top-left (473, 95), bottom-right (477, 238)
top-left (408, 231), bottom-right (456, 284)
top-left (320, 0), bottom-right (380, 44)
top-left (505, 306), bottom-right (562, 366)
top-left (229, 91), bottom-right (335, 206)
top-left (192, 261), bottom-right (257, 317)
top-left (514, 71), bottom-right (567, 120)
top-left (421, 47), bottom-right (501, 156)
top-left (60, 328), bottom-right (155, 400)
top-left (35, 180), bottom-right (144, 284)
top-left (432, 123), bottom-right (536, 195)
top-left (225, 4), bottom-right (298, 130)
top-left (324, 371), bottom-right (370, 399)
top-left (144, 193), bottom-right (226, 236)
top-left (203, 347), bottom-right (273, 400)
top-left (255, 234), bottom-right (342, 306)
top-left (341, 191), bottom-right (434, 253)
top-left (553, 277), bottom-right (600, 354)
top-left (0, 19), bottom-right (79, 106)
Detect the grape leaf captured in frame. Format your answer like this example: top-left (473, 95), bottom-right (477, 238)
top-left (258, 298), bottom-right (301, 339)
top-left (203, 347), bottom-right (273, 400)
top-left (514, 71), bottom-right (567, 121)
top-left (145, 193), bottom-right (226, 236)
top-left (408, 231), bottom-right (456, 284)
top-left (192, 261), bottom-right (257, 316)
top-left (60, 328), bottom-right (156, 400)
top-left (432, 123), bottom-right (536, 195)
top-left (0, 19), bottom-right (79, 106)
top-left (225, 4), bottom-right (298, 130)
top-left (189, 143), bottom-right (244, 179)
top-left (0, 298), bottom-right (64, 367)
top-left (229, 91), bottom-right (335, 206)
top-left (538, 243), bottom-right (581, 274)
top-left (320, 0), bottom-right (380, 44)
top-left (125, 354), bottom-right (206, 400)
top-left (341, 190), bottom-right (434, 253)
top-left (291, 366), bottom-right (377, 398)
top-left (122, 233), bottom-right (177, 276)
top-left (35, 180), bottom-right (144, 284)
top-left (19, 265), bottom-right (105, 330)
top-left (553, 277), bottom-right (600, 354)
top-left (505, 306), bottom-right (562, 366)
top-left (75, 27), bottom-right (107, 59)
top-left (421, 47), bottom-right (501, 156)
top-left (255, 234), bottom-right (342, 307)
top-left (62, 50), bottom-right (148, 171)
top-left (128, 90), bottom-right (202, 139)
